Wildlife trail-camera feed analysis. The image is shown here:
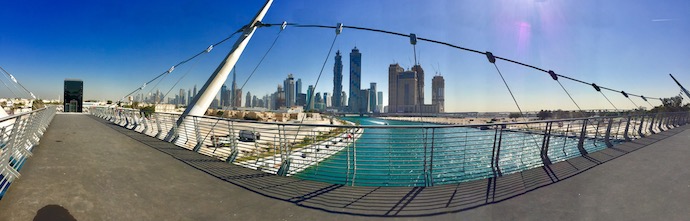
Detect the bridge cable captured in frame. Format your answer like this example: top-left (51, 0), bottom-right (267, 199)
top-left (263, 23), bottom-right (670, 104)
top-left (486, 52), bottom-right (544, 165)
top-left (486, 52), bottom-right (524, 115)
top-left (158, 54), bottom-right (205, 106)
top-left (546, 71), bottom-right (604, 144)
top-left (0, 66), bottom-right (35, 99)
top-left (0, 73), bottom-right (19, 98)
top-left (286, 24), bottom-right (342, 165)
top-left (199, 22), bottom-right (288, 147)
top-left (121, 28), bottom-right (243, 101)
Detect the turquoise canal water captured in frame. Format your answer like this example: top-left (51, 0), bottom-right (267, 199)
top-left (294, 117), bottom-right (612, 186)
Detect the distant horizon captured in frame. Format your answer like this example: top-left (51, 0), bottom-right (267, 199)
top-left (2, 0), bottom-right (689, 112)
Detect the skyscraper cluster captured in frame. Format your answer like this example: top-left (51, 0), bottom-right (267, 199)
top-left (388, 64), bottom-right (444, 113)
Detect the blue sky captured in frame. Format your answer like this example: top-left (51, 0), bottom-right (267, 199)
top-left (1, 0), bottom-right (689, 112)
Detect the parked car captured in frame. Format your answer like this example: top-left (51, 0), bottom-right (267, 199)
top-left (239, 130), bottom-right (260, 142)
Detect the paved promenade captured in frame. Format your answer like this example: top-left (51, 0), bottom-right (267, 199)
top-left (0, 114), bottom-right (688, 220)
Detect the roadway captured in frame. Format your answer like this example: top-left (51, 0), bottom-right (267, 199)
top-left (0, 114), bottom-right (688, 220)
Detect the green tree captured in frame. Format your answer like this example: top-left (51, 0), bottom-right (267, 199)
top-left (140, 106), bottom-right (155, 117)
top-left (508, 112), bottom-right (522, 119)
top-left (537, 110), bottom-right (552, 120)
top-left (32, 100), bottom-right (45, 110)
top-left (650, 95), bottom-right (689, 113)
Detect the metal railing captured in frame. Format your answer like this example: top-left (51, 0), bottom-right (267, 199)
top-left (90, 107), bottom-right (689, 187)
top-left (0, 107), bottom-right (57, 198)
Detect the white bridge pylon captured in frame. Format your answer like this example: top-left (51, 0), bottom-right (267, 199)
top-left (165, 0), bottom-right (273, 141)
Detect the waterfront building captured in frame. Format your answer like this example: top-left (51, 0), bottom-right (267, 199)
top-left (432, 75), bottom-right (445, 113)
top-left (332, 50), bottom-right (343, 108)
top-left (369, 82), bottom-right (377, 113)
top-left (377, 91), bottom-right (383, 113)
top-left (348, 47), bottom-right (361, 112)
top-left (388, 64), bottom-right (440, 113)
top-left (283, 74), bottom-right (295, 108)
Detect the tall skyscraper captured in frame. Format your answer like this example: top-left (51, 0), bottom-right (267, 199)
top-left (306, 85), bottom-right (314, 110)
top-left (296, 78), bottom-right (302, 97)
top-left (246, 91), bottom-right (252, 108)
top-left (283, 74), bottom-right (295, 108)
top-left (332, 50), bottom-right (343, 108)
top-left (234, 89), bottom-right (242, 108)
top-left (179, 88), bottom-right (186, 106)
top-left (323, 92), bottom-right (330, 107)
top-left (187, 90), bottom-right (192, 105)
top-left (359, 89), bottom-right (371, 113)
top-left (252, 95), bottom-right (258, 108)
top-left (432, 75), bottom-right (445, 113)
top-left (413, 65), bottom-right (425, 106)
top-left (220, 84), bottom-right (228, 107)
top-left (369, 82), bottom-right (377, 113)
top-left (388, 63), bottom-right (439, 113)
top-left (192, 85), bottom-right (197, 102)
top-left (388, 64), bottom-right (404, 113)
top-left (349, 47), bottom-right (361, 112)
top-left (231, 67), bottom-right (237, 107)
top-left (275, 84), bottom-right (285, 108)
top-left (377, 91), bottom-right (383, 113)
top-left (389, 64), bottom-right (421, 113)
top-left (315, 92), bottom-right (324, 110)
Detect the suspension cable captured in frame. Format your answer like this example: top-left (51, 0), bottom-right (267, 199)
top-left (288, 23), bottom-right (342, 156)
top-left (261, 22), bottom-right (668, 103)
top-left (199, 22), bottom-right (288, 145)
top-left (159, 54), bottom-right (205, 105)
top-left (121, 28), bottom-right (243, 101)
top-left (0, 73), bottom-right (19, 98)
top-left (0, 66), bottom-right (35, 99)
top-left (599, 91), bottom-right (619, 112)
top-left (486, 52), bottom-right (524, 115)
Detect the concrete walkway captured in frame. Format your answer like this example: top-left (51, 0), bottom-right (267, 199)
top-left (0, 114), bottom-right (688, 220)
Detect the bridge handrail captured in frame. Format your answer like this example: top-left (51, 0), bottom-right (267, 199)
top-left (0, 106), bottom-right (57, 199)
top-left (90, 106), bottom-right (689, 187)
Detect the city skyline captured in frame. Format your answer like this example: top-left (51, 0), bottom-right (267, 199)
top-left (1, 0), bottom-right (689, 112)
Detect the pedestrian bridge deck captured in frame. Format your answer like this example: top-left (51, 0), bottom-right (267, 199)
top-left (0, 114), bottom-right (688, 220)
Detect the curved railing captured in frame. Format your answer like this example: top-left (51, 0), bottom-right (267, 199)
top-left (90, 107), bottom-right (689, 186)
top-left (0, 107), bottom-right (57, 199)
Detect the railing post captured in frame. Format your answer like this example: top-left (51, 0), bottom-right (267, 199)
top-left (429, 127), bottom-right (435, 186)
top-left (168, 115), bottom-right (181, 143)
top-left (577, 119), bottom-right (589, 156)
top-left (623, 116), bottom-right (632, 141)
top-left (192, 117), bottom-right (203, 152)
top-left (154, 114), bottom-right (163, 138)
top-left (490, 126), bottom-right (503, 178)
top-left (604, 118), bottom-right (614, 148)
top-left (142, 114), bottom-right (149, 135)
top-left (225, 121), bottom-right (238, 163)
top-left (658, 113), bottom-right (665, 132)
top-left (648, 115), bottom-right (656, 134)
top-left (540, 122), bottom-right (553, 165)
top-left (638, 115), bottom-right (645, 138)
top-left (277, 125), bottom-right (291, 177)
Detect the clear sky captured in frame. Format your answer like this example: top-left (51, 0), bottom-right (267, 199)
top-left (1, 0), bottom-right (689, 112)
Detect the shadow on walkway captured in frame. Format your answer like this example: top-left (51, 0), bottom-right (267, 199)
top-left (92, 115), bottom-right (686, 217)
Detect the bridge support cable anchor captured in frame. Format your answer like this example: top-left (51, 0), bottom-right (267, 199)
top-left (592, 83), bottom-right (619, 113)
